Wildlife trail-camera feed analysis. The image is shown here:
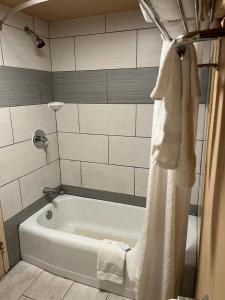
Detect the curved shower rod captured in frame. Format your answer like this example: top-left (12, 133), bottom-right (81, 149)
top-left (0, 0), bottom-right (48, 30)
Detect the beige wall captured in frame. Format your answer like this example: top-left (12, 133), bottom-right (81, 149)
top-left (196, 37), bottom-right (225, 299)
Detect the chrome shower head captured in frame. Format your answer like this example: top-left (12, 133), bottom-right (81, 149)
top-left (24, 26), bottom-right (45, 48)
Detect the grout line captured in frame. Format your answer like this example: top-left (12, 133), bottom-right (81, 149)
top-left (135, 104), bottom-right (137, 137)
top-left (49, 25), bottom-right (158, 40)
top-left (8, 107), bottom-right (15, 144)
top-left (136, 30), bottom-right (138, 68)
top-left (77, 104), bottom-right (81, 133)
top-left (0, 159), bottom-right (59, 189)
top-left (73, 37), bottom-right (76, 71)
top-left (55, 111), bottom-right (62, 185)
top-left (60, 158), bottom-right (150, 170)
top-left (49, 31), bottom-right (53, 72)
top-left (61, 280), bottom-right (74, 300)
top-left (22, 296), bottom-right (35, 300)
top-left (0, 33), bottom-right (4, 66)
top-left (0, 131), bottom-right (57, 150)
top-left (18, 178), bottom-right (24, 210)
top-left (104, 15), bottom-right (107, 33)
top-left (80, 161), bottom-right (83, 187)
top-left (22, 269), bottom-right (44, 298)
top-left (57, 131), bottom-right (151, 139)
top-left (108, 136), bottom-right (109, 164)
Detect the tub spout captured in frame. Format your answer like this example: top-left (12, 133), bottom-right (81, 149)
top-left (42, 187), bottom-right (58, 195)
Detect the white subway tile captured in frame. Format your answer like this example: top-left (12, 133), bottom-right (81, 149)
top-left (109, 136), bottom-right (151, 168)
top-left (79, 104), bottom-right (136, 136)
top-left (0, 140), bottom-right (46, 186)
top-left (196, 141), bottom-right (203, 174)
top-left (51, 38), bottom-right (75, 72)
top-left (60, 159), bottom-right (81, 187)
top-left (58, 133), bottom-right (108, 163)
top-left (49, 15), bottom-right (105, 38)
top-left (106, 10), bottom-right (152, 32)
top-left (191, 174), bottom-right (200, 205)
top-left (135, 168), bottom-right (149, 198)
top-left (1, 25), bottom-right (51, 71)
top-left (197, 104), bottom-right (206, 140)
top-left (137, 28), bottom-right (162, 67)
top-left (11, 104), bottom-right (56, 143)
top-left (56, 104), bottom-right (79, 133)
top-left (34, 18), bottom-right (49, 38)
top-left (136, 104), bottom-right (153, 137)
top-left (0, 180), bottom-right (22, 221)
top-left (0, 107), bottom-right (13, 147)
top-left (20, 161), bottom-right (60, 208)
top-left (75, 31), bottom-right (136, 70)
top-left (0, 3), bottom-right (34, 30)
top-left (46, 133), bottom-right (59, 164)
top-left (82, 162), bottom-right (134, 195)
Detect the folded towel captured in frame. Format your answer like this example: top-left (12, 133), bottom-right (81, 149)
top-left (175, 44), bottom-right (201, 188)
top-left (151, 40), bottom-right (182, 169)
top-left (97, 239), bottom-right (130, 284)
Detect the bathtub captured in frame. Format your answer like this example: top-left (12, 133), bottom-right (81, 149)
top-left (19, 194), bottom-right (145, 298)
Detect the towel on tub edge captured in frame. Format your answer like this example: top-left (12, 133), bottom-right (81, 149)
top-left (97, 239), bottom-right (131, 284)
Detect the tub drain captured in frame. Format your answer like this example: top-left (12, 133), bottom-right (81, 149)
top-left (46, 210), bottom-right (53, 220)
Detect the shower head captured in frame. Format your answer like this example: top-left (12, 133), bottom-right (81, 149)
top-left (24, 26), bottom-right (45, 48)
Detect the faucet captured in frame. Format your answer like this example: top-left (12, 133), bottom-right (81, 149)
top-left (42, 187), bottom-right (58, 195)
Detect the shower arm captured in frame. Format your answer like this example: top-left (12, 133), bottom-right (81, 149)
top-left (0, 0), bottom-right (48, 30)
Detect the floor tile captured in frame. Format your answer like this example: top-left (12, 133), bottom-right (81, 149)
top-left (24, 271), bottom-right (72, 300)
top-left (0, 261), bottom-right (42, 300)
top-left (19, 297), bottom-right (33, 300)
top-left (64, 282), bottom-right (108, 300)
top-left (107, 294), bottom-right (131, 300)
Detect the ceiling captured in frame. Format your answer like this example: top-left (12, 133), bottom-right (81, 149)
top-left (0, 0), bottom-right (139, 22)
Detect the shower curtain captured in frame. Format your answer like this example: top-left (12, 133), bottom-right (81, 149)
top-left (132, 107), bottom-right (191, 300)
top-left (127, 42), bottom-right (200, 300)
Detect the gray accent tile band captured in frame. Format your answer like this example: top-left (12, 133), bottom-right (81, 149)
top-left (107, 67), bottom-right (158, 104)
top-left (52, 70), bottom-right (107, 103)
top-left (0, 66), bottom-right (53, 107)
top-left (61, 184), bottom-right (146, 207)
top-left (0, 66), bottom-right (209, 107)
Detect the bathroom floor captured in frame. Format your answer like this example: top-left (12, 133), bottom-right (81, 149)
top-left (0, 261), bottom-right (131, 300)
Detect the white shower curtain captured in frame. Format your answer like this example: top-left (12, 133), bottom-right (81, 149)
top-left (127, 43), bottom-right (200, 300)
top-left (134, 106), bottom-right (191, 300)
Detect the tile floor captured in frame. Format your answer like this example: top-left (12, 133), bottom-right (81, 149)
top-left (0, 261), bottom-right (131, 300)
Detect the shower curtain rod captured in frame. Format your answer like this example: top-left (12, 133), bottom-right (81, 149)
top-left (138, 0), bottom-right (225, 67)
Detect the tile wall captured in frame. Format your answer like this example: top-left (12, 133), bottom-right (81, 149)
top-left (0, 4), bottom-right (211, 268)
top-left (50, 12), bottom-right (210, 207)
top-left (57, 103), bottom-right (206, 202)
top-left (0, 104), bottom-right (60, 222)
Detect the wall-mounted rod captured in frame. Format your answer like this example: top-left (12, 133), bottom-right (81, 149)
top-left (175, 28), bottom-right (225, 46)
top-left (138, 0), bottom-right (172, 41)
top-left (0, 0), bottom-right (48, 30)
top-left (176, 0), bottom-right (189, 33)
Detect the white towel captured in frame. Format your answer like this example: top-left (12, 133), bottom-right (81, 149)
top-left (151, 41), bottom-right (182, 169)
top-left (97, 239), bottom-right (129, 284)
top-left (175, 44), bottom-right (201, 188)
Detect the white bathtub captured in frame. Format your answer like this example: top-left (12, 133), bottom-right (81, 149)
top-left (19, 194), bottom-right (145, 298)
